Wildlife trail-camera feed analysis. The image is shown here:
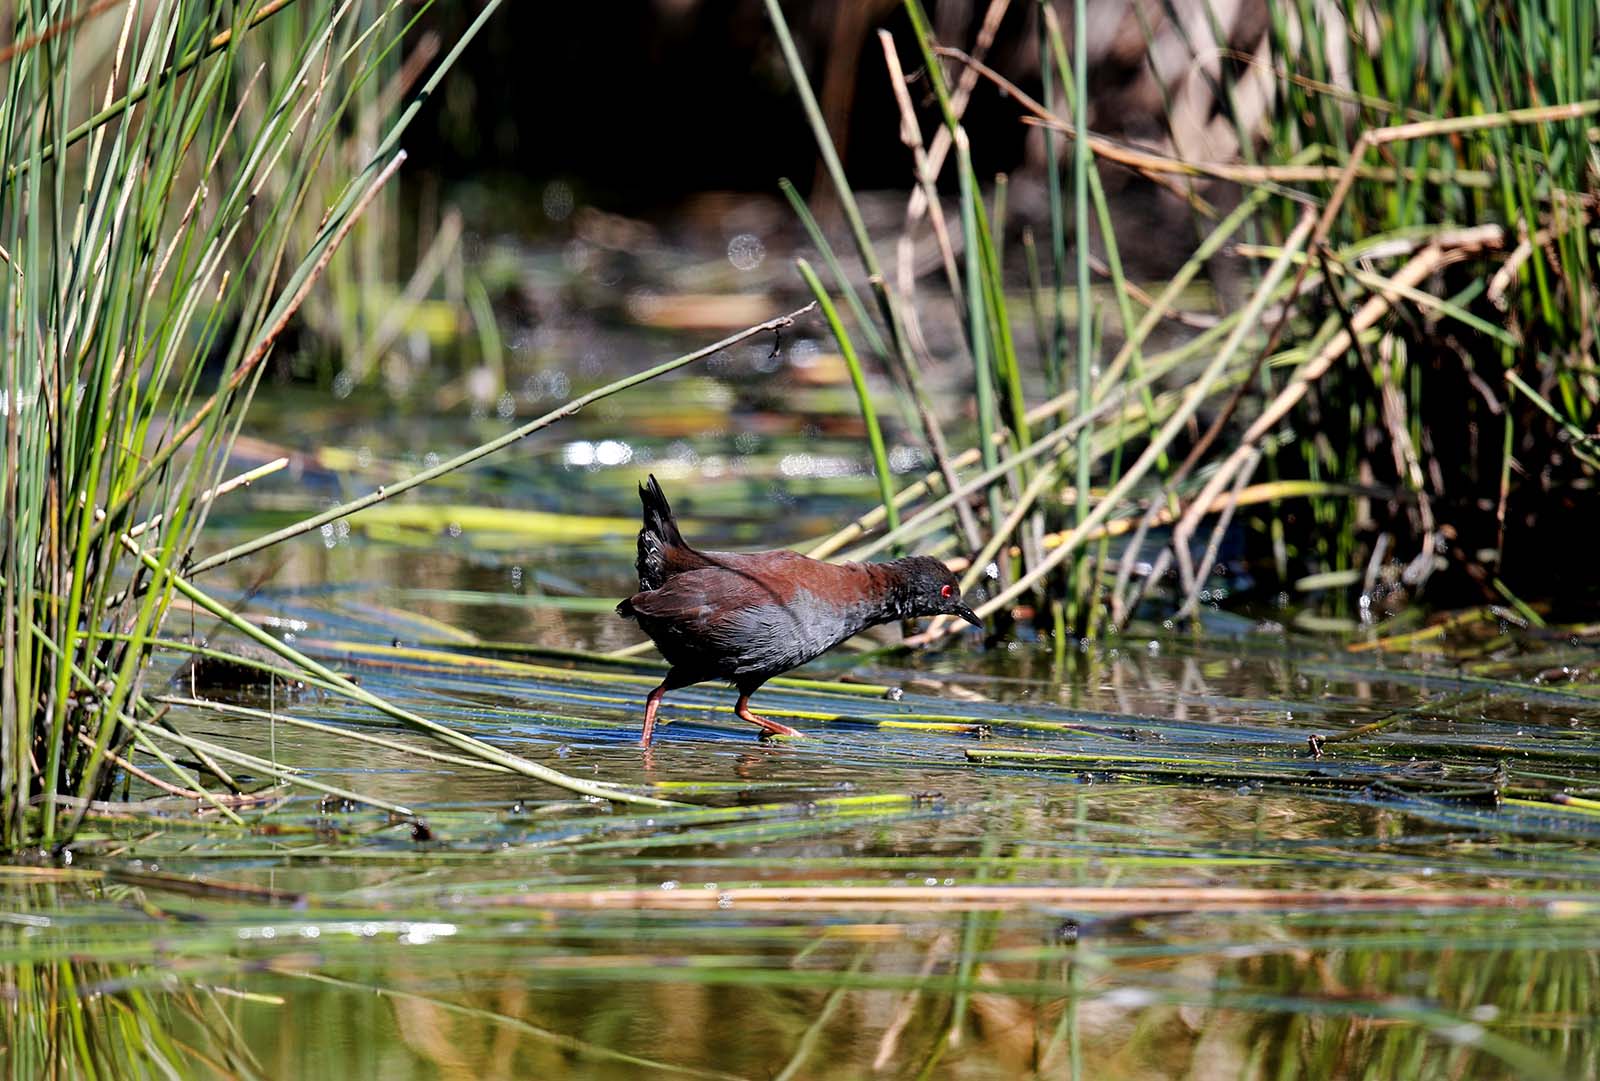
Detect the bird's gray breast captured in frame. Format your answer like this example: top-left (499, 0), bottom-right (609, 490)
top-left (722, 588), bottom-right (874, 676)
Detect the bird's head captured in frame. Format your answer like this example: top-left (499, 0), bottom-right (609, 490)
top-left (890, 556), bottom-right (982, 627)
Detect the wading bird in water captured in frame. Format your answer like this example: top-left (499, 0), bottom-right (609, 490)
top-left (617, 475), bottom-right (981, 745)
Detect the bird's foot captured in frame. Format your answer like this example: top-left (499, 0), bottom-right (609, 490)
top-left (738, 708), bottom-right (802, 739)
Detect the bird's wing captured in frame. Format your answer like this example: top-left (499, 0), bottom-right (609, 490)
top-left (623, 564), bottom-right (789, 623)
top-left (623, 554), bottom-right (858, 676)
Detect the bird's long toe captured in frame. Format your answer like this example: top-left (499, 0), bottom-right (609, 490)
top-left (737, 707), bottom-right (802, 738)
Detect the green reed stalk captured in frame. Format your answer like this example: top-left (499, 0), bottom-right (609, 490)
top-left (956, 132), bottom-right (1004, 530)
top-left (1068, 0), bottom-right (1093, 626)
top-left (0, 0), bottom-right (507, 849)
top-left (764, 0), bottom-right (980, 551)
top-left (185, 304), bottom-right (813, 577)
top-left (797, 260), bottom-right (901, 539)
top-left (1037, 1), bottom-right (1067, 401)
top-left (964, 212), bottom-right (1316, 623)
top-left (780, 179), bottom-right (888, 360)
top-left (131, 542), bottom-right (683, 808)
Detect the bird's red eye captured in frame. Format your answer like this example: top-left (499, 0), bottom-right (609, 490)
top-left (940, 584), bottom-right (954, 598)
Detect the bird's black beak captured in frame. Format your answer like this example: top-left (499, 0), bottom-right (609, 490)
top-left (955, 603), bottom-right (982, 628)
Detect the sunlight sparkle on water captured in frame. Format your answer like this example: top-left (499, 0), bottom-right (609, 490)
top-left (780, 452), bottom-right (858, 478)
top-left (563, 439), bottom-right (633, 468)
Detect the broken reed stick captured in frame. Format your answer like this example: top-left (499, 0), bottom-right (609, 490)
top-left (187, 304), bottom-right (818, 576)
top-left (465, 883), bottom-right (1576, 914)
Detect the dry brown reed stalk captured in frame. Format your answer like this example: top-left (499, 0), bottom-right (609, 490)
top-left (1173, 447), bottom-right (1261, 620)
top-left (465, 884), bottom-right (1568, 914)
top-left (880, 31), bottom-right (963, 310)
top-left (939, 44), bottom-right (1544, 201)
top-left (110, 458), bottom-right (288, 541)
top-left (912, 210), bottom-right (1317, 644)
top-left (904, 0), bottom-right (1011, 229)
top-left (0, 0), bottom-right (122, 65)
top-left (944, 479), bottom-right (1391, 575)
top-left (1307, 102), bottom-right (1600, 246)
top-left (72, 730), bottom-right (264, 806)
top-left (1165, 225), bottom-right (1506, 606)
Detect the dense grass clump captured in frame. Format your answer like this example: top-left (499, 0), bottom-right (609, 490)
top-left (0, 0), bottom-right (403, 847)
top-left (0, 0), bottom-right (538, 849)
top-left (767, 0), bottom-right (1599, 637)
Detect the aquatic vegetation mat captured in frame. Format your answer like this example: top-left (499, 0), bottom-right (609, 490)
top-left (8, 591), bottom-right (1599, 1078)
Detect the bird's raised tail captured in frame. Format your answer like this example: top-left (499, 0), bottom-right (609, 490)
top-left (633, 474), bottom-right (686, 592)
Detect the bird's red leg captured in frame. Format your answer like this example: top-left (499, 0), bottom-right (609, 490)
top-left (734, 693), bottom-right (802, 738)
top-left (640, 682), bottom-right (669, 747)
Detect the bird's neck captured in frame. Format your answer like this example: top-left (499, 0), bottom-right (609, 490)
top-left (850, 560), bottom-right (924, 626)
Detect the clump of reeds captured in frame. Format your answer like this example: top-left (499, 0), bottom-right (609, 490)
top-left (0, 0), bottom-right (440, 847)
top-left (767, 0), bottom-right (1599, 640)
top-left (3, 0), bottom-right (762, 851)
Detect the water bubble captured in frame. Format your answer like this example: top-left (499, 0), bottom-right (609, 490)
top-left (542, 180), bottom-right (575, 222)
top-left (888, 444), bottom-right (925, 473)
top-left (562, 238), bottom-right (592, 273)
top-left (1100, 988), bottom-right (1158, 1008)
top-left (788, 338), bottom-right (821, 367)
top-left (1436, 1022), bottom-right (1484, 1046)
top-left (727, 233), bottom-right (766, 271)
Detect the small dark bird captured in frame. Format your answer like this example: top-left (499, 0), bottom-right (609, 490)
top-left (617, 475), bottom-right (982, 746)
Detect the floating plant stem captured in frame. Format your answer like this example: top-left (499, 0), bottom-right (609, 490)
top-left (128, 540), bottom-right (684, 809)
top-left (186, 304), bottom-right (816, 577)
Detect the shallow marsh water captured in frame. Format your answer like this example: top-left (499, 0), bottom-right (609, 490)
top-left (6, 322), bottom-right (1599, 1080)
